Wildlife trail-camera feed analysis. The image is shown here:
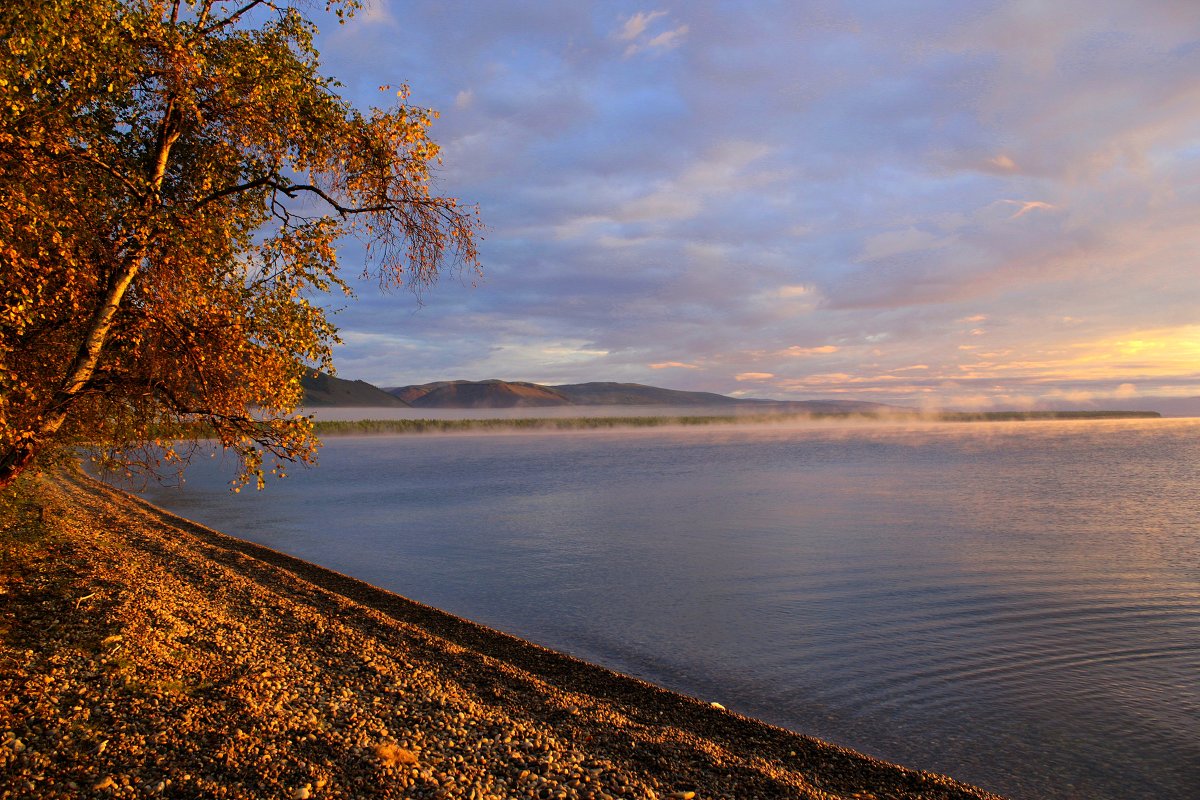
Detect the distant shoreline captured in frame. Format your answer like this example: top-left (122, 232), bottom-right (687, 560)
top-left (310, 409), bottom-right (1162, 436)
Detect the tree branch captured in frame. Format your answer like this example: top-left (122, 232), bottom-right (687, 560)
top-left (273, 182), bottom-right (447, 216)
top-left (191, 174), bottom-right (275, 210)
top-left (68, 148), bottom-right (146, 200)
top-left (194, 0), bottom-right (270, 38)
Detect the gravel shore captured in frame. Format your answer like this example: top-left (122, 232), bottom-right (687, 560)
top-left (1, 469), bottom-right (1006, 800)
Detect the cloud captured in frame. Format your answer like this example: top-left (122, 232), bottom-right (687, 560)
top-left (643, 25), bottom-right (689, 51)
top-left (1001, 199), bottom-right (1057, 219)
top-left (617, 10), bottom-right (689, 57)
top-left (617, 11), bottom-right (667, 41)
top-left (611, 140), bottom-right (774, 223)
top-left (986, 154), bottom-right (1019, 172)
top-left (858, 228), bottom-right (942, 262)
top-left (650, 361), bottom-right (701, 369)
top-left (735, 372), bottom-right (775, 381)
top-left (782, 345), bottom-right (839, 356)
top-left (359, 2), bottom-right (397, 26)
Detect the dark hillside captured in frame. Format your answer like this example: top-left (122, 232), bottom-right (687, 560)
top-left (390, 380), bottom-right (571, 408)
top-left (552, 382), bottom-right (741, 406)
top-left (301, 372), bottom-right (410, 407)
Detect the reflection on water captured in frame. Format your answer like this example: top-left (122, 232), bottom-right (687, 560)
top-left (128, 419), bottom-right (1200, 800)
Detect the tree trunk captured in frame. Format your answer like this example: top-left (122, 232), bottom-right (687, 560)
top-left (0, 256), bottom-right (141, 490)
top-left (0, 105), bottom-right (178, 491)
top-left (0, 443), bottom-right (38, 491)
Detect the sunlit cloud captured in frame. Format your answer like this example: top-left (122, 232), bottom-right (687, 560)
top-left (614, 141), bottom-right (773, 223)
top-left (618, 10), bottom-right (688, 57)
top-left (617, 10), bottom-right (666, 42)
top-left (542, 344), bottom-right (610, 360)
top-left (643, 25), bottom-right (688, 52)
top-left (735, 372), bottom-right (775, 381)
top-left (782, 345), bottom-right (839, 356)
top-left (987, 154), bottom-right (1018, 172)
top-left (1001, 199), bottom-right (1057, 219)
top-left (650, 361), bottom-right (701, 370)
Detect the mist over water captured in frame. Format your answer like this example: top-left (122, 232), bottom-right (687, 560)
top-left (305, 404), bottom-right (822, 421)
top-left (128, 419), bottom-right (1200, 800)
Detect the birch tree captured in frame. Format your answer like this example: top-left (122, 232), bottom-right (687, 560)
top-left (0, 0), bottom-right (480, 489)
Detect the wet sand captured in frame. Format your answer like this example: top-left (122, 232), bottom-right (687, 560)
top-left (0, 469), bottom-right (1006, 799)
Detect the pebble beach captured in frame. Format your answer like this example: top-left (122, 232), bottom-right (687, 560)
top-left (0, 469), bottom-right (1006, 800)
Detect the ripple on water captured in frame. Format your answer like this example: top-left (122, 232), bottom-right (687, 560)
top-left (128, 419), bottom-right (1200, 800)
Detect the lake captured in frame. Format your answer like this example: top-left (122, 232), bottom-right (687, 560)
top-left (128, 417), bottom-right (1200, 799)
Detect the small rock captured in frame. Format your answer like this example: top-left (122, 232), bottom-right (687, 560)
top-left (94, 777), bottom-right (117, 791)
top-left (293, 785), bottom-right (311, 799)
top-left (709, 702), bottom-right (725, 711)
top-left (375, 742), bottom-right (419, 767)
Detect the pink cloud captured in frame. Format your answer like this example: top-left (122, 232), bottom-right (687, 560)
top-left (783, 345), bottom-right (839, 356)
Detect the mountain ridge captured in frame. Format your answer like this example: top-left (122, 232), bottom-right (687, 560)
top-left (364, 378), bottom-right (904, 413)
top-left (300, 376), bottom-right (1181, 416)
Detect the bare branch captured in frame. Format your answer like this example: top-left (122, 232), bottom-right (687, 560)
top-left (191, 174), bottom-right (275, 210)
top-left (273, 182), bottom-right (448, 216)
top-left (194, 0), bottom-right (269, 37)
top-left (67, 148), bottom-right (146, 199)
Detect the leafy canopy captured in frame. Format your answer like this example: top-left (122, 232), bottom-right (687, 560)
top-left (0, 0), bottom-right (481, 489)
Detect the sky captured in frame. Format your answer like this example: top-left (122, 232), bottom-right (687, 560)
top-left (309, 0), bottom-right (1200, 410)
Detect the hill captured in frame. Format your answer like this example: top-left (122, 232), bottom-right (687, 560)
top-left (550, 381), bottom-right (740, 406)
top-left (392, 380), bottom-right (571, 408)
top-left (385, 379), bottom-right (904, 413)
top-left (300, 371), bottom-right (410, 408)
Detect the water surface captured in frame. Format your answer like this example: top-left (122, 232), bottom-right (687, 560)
top-left (130, 419), bottom-right (1200, 800)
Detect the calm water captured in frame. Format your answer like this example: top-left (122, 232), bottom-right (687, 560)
top-left (129, 419), bottom-right (1200, 800)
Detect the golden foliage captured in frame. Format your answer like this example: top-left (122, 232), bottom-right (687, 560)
top-left (0, 0), bottom-right (481, 489)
